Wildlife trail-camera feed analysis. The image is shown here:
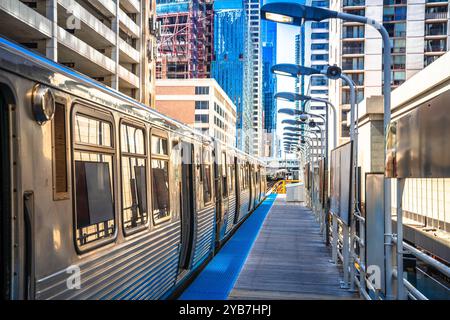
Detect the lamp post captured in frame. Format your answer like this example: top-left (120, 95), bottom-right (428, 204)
top-left (275, 65), bottom-right (361, 288)
top-left (279, 103), bottom-right (329, 238)
top-left (276, 94), bottom-right (329, 158)
top-left (271, 64), bottom-right (340, 150)
top-left (282, 123), bottom-right (321, 214)
top-left (261, 2), bottom-right (393, 298)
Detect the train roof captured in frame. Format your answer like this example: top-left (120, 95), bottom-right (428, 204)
top-left (0, 36), bottom-right (264, 165)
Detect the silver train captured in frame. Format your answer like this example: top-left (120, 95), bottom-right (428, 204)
top-left (0, 37), bottom-right (267, 300)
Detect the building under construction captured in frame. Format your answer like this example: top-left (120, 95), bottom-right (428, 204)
top-left (156, 0), bottom-right (214, 79)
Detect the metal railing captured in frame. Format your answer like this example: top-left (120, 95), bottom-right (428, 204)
top-left (343, 0), bottom-right (365, 6)
top-left (425, 12), bottom-right (448, 20)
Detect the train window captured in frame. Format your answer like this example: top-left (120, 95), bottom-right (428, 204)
top-left (74, 114), bottom-right (112, 147)
top-left (120, 123), bottom-right (148, 232)
top-left (202, 148), bottom-right (212, 204)
top-left (229, 164), bottom-right (235, 194)
top-left (151, 133), bottom-right (170, 224)
top-left (240, 165), bottom-right (248, 191)
top-left (151, 160), bottom-right (170, 222)
top-left (222, 153), bottom-right (228, 198)
top-left (73, 112), bottom-right (115, 248)
top-left (151, 135), bottom-right (168, 155)
top-left (52, 103), bottom-right (68, 199)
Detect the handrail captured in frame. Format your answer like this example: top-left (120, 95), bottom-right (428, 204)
top-left (392, 237), bottom-right (450, 278)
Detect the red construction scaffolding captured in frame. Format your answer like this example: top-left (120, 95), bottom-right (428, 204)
top-left (156, 0), bottom-right (214, 79)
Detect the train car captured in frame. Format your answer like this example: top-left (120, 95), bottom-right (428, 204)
top-left (0, 37), bottom-right (267, 300)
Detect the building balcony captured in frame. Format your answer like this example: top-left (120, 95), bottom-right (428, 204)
top-left (89, 0), bottom-right (116, 18)
top-left (118, 8), bottom-right (140, 38)
top-left (343, 0), bottom-right (365, 7)
top-left (342, 63), bottom-right (364, 71)
top-left (342, 47), bottom-right (364, 55)
top-left (121, 0), bottom-right (141, 14)
top-left (384, 0), bottom-right (407, 5)
top-left (342, 30), bottom-right (364, 39)
top-left (426, 0), bottom-right (449, 4)
top-left (425, 12), bottom-right (448, 20)
top-left (425, 44), bottom-right (447, 53)
top-left (425, 29), bottom-right (448, 37)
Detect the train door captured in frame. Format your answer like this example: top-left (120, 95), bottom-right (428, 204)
top-left (0, 86), bottom-right (12, 299)
top-left (179, 141), bottom-right (195, 270)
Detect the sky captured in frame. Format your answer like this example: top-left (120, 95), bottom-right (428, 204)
top-left (275, 23), bottom-right (301, 139)
top-left (265, 0), bottom-right (305, 138)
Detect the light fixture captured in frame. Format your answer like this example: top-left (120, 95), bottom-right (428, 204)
top-left (263, 12), bottom-right (295, 24)
top-left (32, 84), bottom-right (55, 125)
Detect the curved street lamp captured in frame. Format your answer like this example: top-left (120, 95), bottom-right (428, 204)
top-left (261, 2), bottom-right (394, 297)
top-left (277, 94), bottom-right (327, 157)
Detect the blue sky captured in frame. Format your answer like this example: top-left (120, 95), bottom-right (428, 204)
top-left (276, 23), bottom-right (301, 137)
top-left (265, 0), bottom-right (305, 136)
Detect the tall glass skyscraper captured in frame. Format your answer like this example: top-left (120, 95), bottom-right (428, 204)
top-left (261, 17), bottom-right (277, 157)
top-left (295, 0), bottom-right (330, 158)
top-left (212, 0), bottom-right (253, 152)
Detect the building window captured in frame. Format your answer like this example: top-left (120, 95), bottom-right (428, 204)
top-left (424, 55), bottom-right (440, 67)
top-left (383, 0), bottom-right (405, 5)
top-left (195, 101), bottom-right (209, 109)
top-left (311, 22), bottom-right (329, 29)
top-left (311, 90), bottom-right (328, 95)
top-left (311, 43), bottom-right (328, 51)
top-left (311, 33), bottom-right (329, 40)
top-left (311, 54), bottom-right (329, 61)
top-left (342, 57), bottom-right (364, 70)
top-left (310, 76), bottom-right (328, 86)
top-left (342, 42), bottom-right (364, 55)
top-left (425, 39), bottom-right (447, 52)
top-left (383, 6), bottom-right (407, 22)
top-left (384, 22), bottom-right (406, 38)
top-left (425, 5), bottom-right (448, 20)
top-left (342, 89), bottom-right (364, 104)
top-left (391, 38), bottom-right (406, 53)
top-left (392, 55), bottom-right (406, 70)
top-left (73, 112), bottom-right (115, 248)
top-left (195, 86), bottom-right (209, 95)
top-left (348, 73), bottom-right (364, 86)
top-left (120, 123), bottom-right (148, 232)
top-left (195, 114), bottom-right (209, 123)
top-left (392, 71), bottom-right (406, 85)
top-left (425, 22), bottom-right (447, 36)
top-left (151, 134), bottom-right (170, 224)
top-left (343, 25), bottom-right (364, 38)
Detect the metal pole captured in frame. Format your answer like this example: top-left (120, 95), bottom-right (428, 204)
top-left (336, 12), bottom-right (393, 299)
top-left (311, 98), bottom-right (337, 246)
top-left (396, 178), bottom-right (406, 300)
top-left (340, 73), bottom-right (357, 291)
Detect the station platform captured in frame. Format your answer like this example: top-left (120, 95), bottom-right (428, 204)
top-left (179, 194), bottom-right (358, 300)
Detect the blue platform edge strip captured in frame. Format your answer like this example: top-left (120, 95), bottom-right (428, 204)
top-left (179, 193), bottom-right (277, 300)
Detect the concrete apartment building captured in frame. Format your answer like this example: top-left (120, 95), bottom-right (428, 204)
top-left (0, 0), bottom-right (158, 106)
top-left (155, 79), bottom-right (237, 146)
top-left (329, 0), bottom-right (450, 143)
top-left (246, 0), bottom-right (263, 157)
top-left (295, 0), bottom-right (331, 158)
